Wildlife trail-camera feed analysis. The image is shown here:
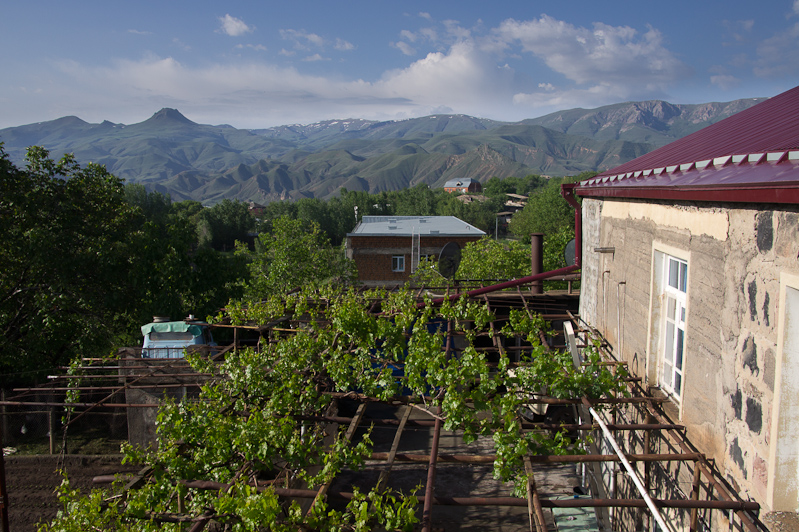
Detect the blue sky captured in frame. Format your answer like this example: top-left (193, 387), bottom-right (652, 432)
top-left (2, 0), bottom-right (799, 129)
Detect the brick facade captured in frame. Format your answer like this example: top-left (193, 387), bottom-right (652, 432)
top-left (347, 235), bottom-right (482, 284)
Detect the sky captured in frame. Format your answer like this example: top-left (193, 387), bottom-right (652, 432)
top-left (2, 0), bottom-right (799, 130)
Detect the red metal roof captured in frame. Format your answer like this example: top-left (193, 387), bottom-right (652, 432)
top-left (576, 85), bottom-right (799, 204)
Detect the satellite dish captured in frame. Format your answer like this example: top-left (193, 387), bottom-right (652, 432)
top-left (564, 238), bottom-right (576, 266)
top-left (438, 242), bottom-right (462, 279)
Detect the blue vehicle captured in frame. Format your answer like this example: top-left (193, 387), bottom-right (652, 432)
top-left (140, 316), bottom-right (216, 359)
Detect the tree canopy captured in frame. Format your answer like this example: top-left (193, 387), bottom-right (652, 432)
top-left (0, 146), bottom-right (135, 385)
top-left (0, 146), bottom-right (249, 385)
top-left (237, 216), bottom-right (356, 300)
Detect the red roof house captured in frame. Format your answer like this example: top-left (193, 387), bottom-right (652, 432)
top-left (573, 84), bottom-right (799, 520)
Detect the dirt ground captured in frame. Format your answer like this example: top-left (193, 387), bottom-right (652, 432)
top-left (4, 454), bottom-right (137, 532)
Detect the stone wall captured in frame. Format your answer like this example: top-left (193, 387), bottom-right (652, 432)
top-left (579, 197), bottom-right (799, 512)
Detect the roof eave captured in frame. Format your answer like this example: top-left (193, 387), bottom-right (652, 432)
top-left (575, 183), bottom-right (799, 204)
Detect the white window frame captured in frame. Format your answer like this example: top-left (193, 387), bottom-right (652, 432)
top-left (392, 255), bottom-right (405, 272)
top-left (646, 244), bottom-right (690, 409)
top-left (767, 272), bottom-right (799, 510)
top-left (660, 255), bottom-right (688, 399)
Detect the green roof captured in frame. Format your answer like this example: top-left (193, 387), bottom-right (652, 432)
top-left (141, 321), bottom-right (203, 337)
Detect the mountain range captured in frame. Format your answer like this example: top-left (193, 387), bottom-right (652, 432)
top-left (0, 97), bottom-right (764, 204)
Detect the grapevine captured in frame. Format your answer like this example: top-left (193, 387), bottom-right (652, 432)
top-left (41, 287), bottom-right (627, 531)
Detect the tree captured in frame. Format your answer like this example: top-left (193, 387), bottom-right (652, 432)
top-left (120, 190), bottom-right (249, 342)
top-left (412, 237), bottom-right (531, 285)
top-left (508, 178), bottom-right (575, 242)
top-left (457, 237), bottom-right (532, 280)
top-left (197, 199), bottom-right (255, 251)
top-left (0, 146), bottom-right (135, 385)
top-left (238, 216), bottom-right (356, 299)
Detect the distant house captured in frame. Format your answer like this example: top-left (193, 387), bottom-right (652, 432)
top-left (346, 216), bottom-right (485, 286)
top-left (504, 193), bottom-right (528, 212)
top-left (573, 84), bottom-right (799, 516)
top-left (443, 178), bottom-right (482, 193)
top-left (247, 201), bottom-right (266, 217)
top-left (455, 194), bottom-right (489, 204)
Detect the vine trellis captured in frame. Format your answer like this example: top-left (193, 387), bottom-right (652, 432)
top-left (40, 287), bottom-right (629, 532)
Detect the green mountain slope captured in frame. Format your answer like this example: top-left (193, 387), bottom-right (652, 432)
top-left (0, 97), bottom-right (763, 204)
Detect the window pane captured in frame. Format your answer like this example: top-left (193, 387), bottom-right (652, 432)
top-left (668, 259), bottom-right (680, 289)
top-left (675, 329), bottom-right (684, 369)
top-left (674, 373), bottom-right (682, 396)
top-left (667, 297), bottom-right (676, 320)
top-left (665, 322), bottom-right (675, 362)
top-left (679, 262), bottom-right (688, 292)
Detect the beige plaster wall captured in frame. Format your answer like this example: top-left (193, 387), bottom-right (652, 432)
top-left (579, 197), bottom-right (799, 511)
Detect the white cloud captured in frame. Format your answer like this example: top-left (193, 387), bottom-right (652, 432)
top-left (218, 14), bottom-right (253, 37)
top-left (794, 0), bottom-right (799, 15)
top-left (236, 44), bottom-right (267, 52)
top-left (443, 20), bottom-right (471, 40)
top-left (722, 19), bottom-right (755, 45)
top-left (399, 29), bottom-right (417, 42)
top-left (128, 29), bottom-right (151, 36)
top-left (419, 12), bottom-right (432, 21)
top-left (3, 15), bottom-right (704, 129)
top-left (710, 74), bottom-right (740, 90)
top-left (280, 29), bottom-right (325, 50)
top-left (754, 22), bottom-right (799, 77)
top-left (496, 16), bottom-right (689, 87)
top-left (335, 38), bottom-right (355, 51)
top-left (173, 38), bottom-right (191, 52)
top-left (376, 40), bottom-right (516, 114)
top-left (392, 41), bottom-right (416, 56)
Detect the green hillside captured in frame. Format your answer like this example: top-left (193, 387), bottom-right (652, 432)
top-left (0, 97), bottom-right (763, 204)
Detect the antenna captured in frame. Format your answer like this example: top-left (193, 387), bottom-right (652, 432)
top-left (564, 238), bottom-right (576, 266)
top-left (438, 242), bottom-right (462, 279)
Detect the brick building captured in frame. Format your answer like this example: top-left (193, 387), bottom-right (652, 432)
top-left (346, 216), bottom-right (485, 286)
top-left (443, 178), bottom-right (482, 193)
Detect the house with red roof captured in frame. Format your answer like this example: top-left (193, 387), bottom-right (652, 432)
top-left (573, 85), bottom-right (799, 519)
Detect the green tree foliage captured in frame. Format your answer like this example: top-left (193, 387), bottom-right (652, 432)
top-left (457, 237), bottom-right (532, 280)
top-left (238, 216), bottom-right (356, 299)
top-left (0, 146), bottom-right (135, 385)
top-left (197, 199), bottom-right (255, 251)
top-left (482, 174), bottom-right (547, 198)
top-left (41, 289), bottom-right (628, 531)
top-left (0, 146), bottom-right (251, 384)
top-left (412, 237), bottom-right (531, 285)
top-left (120, 185), bottom-right (248, 345)
top-left (508, 178), bottom-right (575, 241)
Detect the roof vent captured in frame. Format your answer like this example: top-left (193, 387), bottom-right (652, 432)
top-left (430, 230), bottom-right (439, 234)
top-left (389, 225), bottom-right (397, 230)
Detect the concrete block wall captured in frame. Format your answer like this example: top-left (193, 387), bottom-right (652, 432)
top-left (579, 197), bottom-right (799, 513)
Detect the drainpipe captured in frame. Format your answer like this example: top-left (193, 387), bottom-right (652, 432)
top-left (530, 233), bottom-right (544, 295)
top-left (560, 182), bottom-right (582, 268)
top-left (427, 182), bottom-right (583, 305)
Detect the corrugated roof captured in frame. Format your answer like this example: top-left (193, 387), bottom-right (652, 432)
top-left (443, 178), bottom-right (478, 188)
top-left (347, 216), bottom-right (486, 237)
top-left (576, 85), bottom-right (799, 203)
